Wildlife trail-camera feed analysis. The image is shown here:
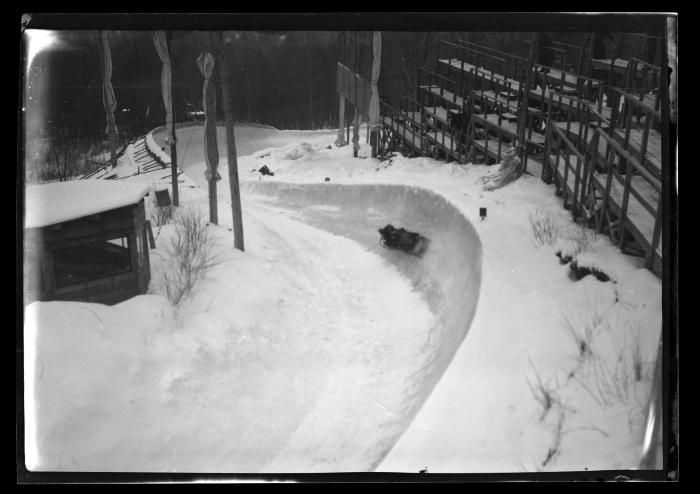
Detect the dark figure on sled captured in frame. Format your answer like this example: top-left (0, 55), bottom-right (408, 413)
top-left (378, 224), bottom-right (428, 256)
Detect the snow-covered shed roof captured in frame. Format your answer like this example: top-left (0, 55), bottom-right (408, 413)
top-left (25, 180), bottom-right (150, 229)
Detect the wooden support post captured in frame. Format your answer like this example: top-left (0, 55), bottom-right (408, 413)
top-left (166, 31), bottom-right (180, 207)
top-left (517, 33), bottom-right (537, 171)
top-left (145, 220), bottom-right (156, 248)
top-left (218, 32), bottom-right (245, 251)
top-left (335, 93), bottom-right (346, 146)
top-left (353, 106), bottom-right (360, 157)
top-left (587, 33), bottom-right (596, 77)
top-left (352, 31), bottom-right (360, 158)
top-left (209, 177), bottom-right (218, 224)
top-left (370, 127), bottom-right (378, 158)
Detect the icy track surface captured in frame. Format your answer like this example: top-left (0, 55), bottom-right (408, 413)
top-left (25, 125), bottom-right (482, 472)
top-left (243, 181), bottom-right (483, 472)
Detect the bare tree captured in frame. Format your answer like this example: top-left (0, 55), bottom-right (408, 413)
top-left (44, 133), bottom-right (83, 182)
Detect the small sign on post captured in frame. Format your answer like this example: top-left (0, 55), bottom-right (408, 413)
top-left (155, 189), bottom-right (172, 208)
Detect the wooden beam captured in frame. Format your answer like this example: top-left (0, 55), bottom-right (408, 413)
top-left (517, 33), bottom-right (537, 167)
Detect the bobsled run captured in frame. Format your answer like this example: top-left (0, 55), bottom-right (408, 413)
top-left (25, 122), bottom-right (662, 474)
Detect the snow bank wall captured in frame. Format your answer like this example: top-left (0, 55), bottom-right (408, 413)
top-left (243, 181), bottom-right (482, 462)
top-left (152, 122), bottom-right (286, 161)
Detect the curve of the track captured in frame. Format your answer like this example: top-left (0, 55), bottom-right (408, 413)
top-left (154, 124), bottom-right (482, 470)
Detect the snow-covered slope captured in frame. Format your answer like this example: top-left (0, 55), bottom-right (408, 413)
top-left (24, 123), bottom-right (663, 473)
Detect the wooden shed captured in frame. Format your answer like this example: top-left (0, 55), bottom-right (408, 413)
top-left (24, 181), bottom-right (152, 305)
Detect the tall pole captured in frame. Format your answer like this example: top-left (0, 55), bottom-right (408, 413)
top-left (517, 32), bottom-right (537, 171)
top-left (218, 31), bottom-right (245, 251)
top-left (155, 30), bottom-right (179, 205)
top-left (336, 94), bottom-right (346, 146)
top-left (352, 32), bottom-right (360, 158)
top-left (244, 31), bottom-right (251, 122)
top-left (197, 34), bottom-right (220, 225)
top-left (335, 32), bottom-right (347, 147)
top-left (369, 31), bottom-right (382, 158)
top-left (167, 32), bottom-right (179, 206)
top-left (99, 31), bottom-right (119, 169)
top-left (152, 30), bottom-right (182, 207)
top-left (307, 31), bottom-right (313, 128)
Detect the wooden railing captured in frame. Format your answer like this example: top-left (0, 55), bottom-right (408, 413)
top-left (607, 86), bottom-right (662, 181)
top-left (625, 57), bottom-right (662, 98)
top-left (546, 123), bottom-right (592, 216)
top-left (551, 39), bottom-right (588, 75)
top-left (542, 85), bottom-right (662, 274)
top-left (468, 90), bottom-right (516, 164)
top-left (383, 36), bottom-right (665, 272)
top-left (380, 99), bottom-right (423, 155)
top-left (418, 67), bottom-right (463, 108)
top-left (438, 40), bottom-right (518, 97)
top-left (591, 126), bottom-right (662, 271)
top-left (456, 38), bottom-right (526, 81)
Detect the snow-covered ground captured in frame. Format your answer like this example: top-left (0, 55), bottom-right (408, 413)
top-left (24, 123), bottom-right (662, 473)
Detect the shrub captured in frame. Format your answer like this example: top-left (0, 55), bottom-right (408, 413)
top-left (541, 409), bottom-right (566, 468)
top-left (161, 206), bottom-right (219, 306)
top-left (567, 222), bottom-right (597, 255)
top-left (527, 359), bottom-right (561, 421)
top-left (561, 312), bottom-right (597, 362)
top-left (571, 321), bottom-right (653, 409)
top-left (558, 292), bottom-right (606, 362)
top-left (529, 207), bottom-right (560, 247)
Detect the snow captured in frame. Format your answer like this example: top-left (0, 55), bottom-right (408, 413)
top-left (146, 128), bottom-right (172, 165)
top-left (24, 122), bottom-right (663, 473)
top-left (24, 180), bottom-right (150, 229)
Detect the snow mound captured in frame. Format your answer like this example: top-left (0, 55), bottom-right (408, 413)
top-left (282, 142), bottom-right (316, 160)
top-left (571, 245), bottom-right (646, 284)
top-left (254, 142), bottom-right (319, 162)
top-left (553, 237), bottom-right (583, 261)
top-left (24, 295), bottom-right (175, 471)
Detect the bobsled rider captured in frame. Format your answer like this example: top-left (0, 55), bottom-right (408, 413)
top-left (379, 224), bottom-right (422, 253)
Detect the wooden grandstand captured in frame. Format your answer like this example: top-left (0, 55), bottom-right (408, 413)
top-left (371, 32), bottom-right (667, 275)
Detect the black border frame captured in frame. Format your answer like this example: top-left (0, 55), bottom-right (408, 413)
top-left (16, 11), bottom-right (678, 484)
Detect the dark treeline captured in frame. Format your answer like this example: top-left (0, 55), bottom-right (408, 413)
top-left (25, 31), bottom-right (581, 141)
top-left (179, 31), bottom-right (341, 130)
top-left (23, 29), bottom-right (655, 176)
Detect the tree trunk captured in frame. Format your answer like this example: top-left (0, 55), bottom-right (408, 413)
top-left (307, 32), bottom-right (313, 128)
top-left (218, 32), bottom-right (245, 251)
top-left (165, 31), bottom-right (179, 206)
top-left (335, 94), bottom-right (346, 146)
